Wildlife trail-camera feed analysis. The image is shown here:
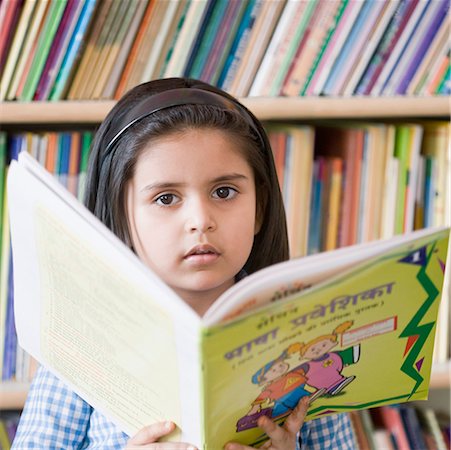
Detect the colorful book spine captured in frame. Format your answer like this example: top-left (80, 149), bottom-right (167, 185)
top-left (20, 0), bottom-right (68, 101)
top-left (393, 0), bottom-right (449, 95)
top-left (50, 0), bottom-right (97, 100)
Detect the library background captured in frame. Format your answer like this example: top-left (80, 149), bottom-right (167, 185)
top-left (0, 0), bottom-right (450, 448)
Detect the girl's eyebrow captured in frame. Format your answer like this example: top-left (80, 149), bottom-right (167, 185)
top-left (140, 173), bottom-right (249, 192)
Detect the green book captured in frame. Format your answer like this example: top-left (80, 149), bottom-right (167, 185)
top-left (188, 0), bottom-right (229, 80)
top-left (269, 0), bottom-right (318, 96)
top-left (393, 126), bottom-right (411, 235)
top-left (21, 0), bottom-right (68, 101)
top-left (77, 131), bottom-right (93, 201)
top-left (301, 0), bottom-right (349, 95)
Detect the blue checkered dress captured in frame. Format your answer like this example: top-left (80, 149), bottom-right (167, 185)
top-left (12, 366), bottom-right (356, 449)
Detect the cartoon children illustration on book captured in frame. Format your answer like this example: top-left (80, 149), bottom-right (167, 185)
top-left (236, 321), bottom-right (360, 432)
top-left (236, 344), bottom-right (326, 432)
top-left (292, 321), bottom-right (360, 396)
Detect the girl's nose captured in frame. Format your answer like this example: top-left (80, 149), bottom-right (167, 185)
top-left (185, 200), bottom-right (217, 233)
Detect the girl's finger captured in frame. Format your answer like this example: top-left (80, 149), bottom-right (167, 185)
top-left (284, 396), bottom-right (310, 434)
top-left (128, 421), bottom-right (175, 445)
top-left (257, 415), bottom-right (287, 446)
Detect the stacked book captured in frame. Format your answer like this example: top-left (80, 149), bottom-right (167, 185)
top-left (0, 0), bottom-right (449, 101)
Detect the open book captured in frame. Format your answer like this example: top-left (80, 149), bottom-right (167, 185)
top-left (7, 152), bottom-right (450, 448)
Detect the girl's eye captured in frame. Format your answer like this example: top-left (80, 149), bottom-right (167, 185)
top-left (155, 193), bottom-right (179, 206)
top-left (213, 186), bottom-right (237, 200)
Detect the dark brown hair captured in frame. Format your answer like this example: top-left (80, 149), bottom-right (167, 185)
top-left (84, 78), bottom-right (289, 274)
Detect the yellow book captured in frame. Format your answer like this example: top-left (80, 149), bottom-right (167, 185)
top-left (7, 152), bottom-right (450, 448)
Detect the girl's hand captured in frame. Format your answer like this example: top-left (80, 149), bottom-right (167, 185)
top-left (126, 421), bottom-right (197, 450)
top-left (225, 396), bottom-right (309, 450)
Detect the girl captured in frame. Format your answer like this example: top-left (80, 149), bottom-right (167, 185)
top-left (12, 78), bottom-right (355, 449)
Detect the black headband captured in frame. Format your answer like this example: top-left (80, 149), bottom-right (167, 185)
top-left (103, 88), bottom-right (263, 154)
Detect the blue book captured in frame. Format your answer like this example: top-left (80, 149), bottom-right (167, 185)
top-left (355, 0), bottom-right (414, 95)
top-left (396, 0), bottom-right (449, 94)
top-left (50, 0), bottom-right (97, 100)
top-left (185, 0), bottom-right (229, 80)
top-left (307, 159), bottom-right (324, 255)
top-left (2, 250), bottom-right (16, 381)
top-left (378, 1), bottom-right (431, 94)
top-left (217, 0), bottom-right (258, 88)
top-left (398, 405), bottom-right (428, 450)
top-left (322, 0), bottom-right (377, 95)
top-left (183, 0), bottom-right (216, 77)
top-left (58, 132), bottom-right (72, 188)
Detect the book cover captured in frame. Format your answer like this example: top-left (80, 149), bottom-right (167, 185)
top-left (391, 0), bottom-right (449, 96)
top-left (0, 184), bottom-right (10, 380)
top-left (281, 0), bottom-right (343, 97)
top-left (349, 410), bottom-right (372, 450)
top-left (101, 0), bottom-right (148, 99)
top-left (113, 0), bottom-right (156, 99)
top-left (162, 0), bottom-right (209, 78)
top-left (356, 0), bottom-right (419, 96)
top-left (248, 0), bottom-right (309, 97)
top-left (67, 0), bottom-right (113, 100)
top-left (228, 0), bottom-right (285, 97)
top-left (323, 158), bottom-right (343, 252)
top-left (6, 0), bottom-right (49, 100)
top-left (307, 158), bottom-right (325, 255)
top-left (138, 0), bottom-right (182, 84)
top-left (185, 0), bottom-right (229, 80)
top-left (49, 0), bottom-right (97, 100)
top-left (341, 0), bottom-right (400, 96)
top-left (201, 0), bottom-right (248, 85)
top-left (121, 0), bottom-right (170, 95)
top-left (306, 0), bottom-right (364, 96)
top-left (91, 0), bottom-right (140, 99)
top-left (398, 405), bottom-right (428, 450)
top-left (256, 0), bottom-right (319, 97)
top-left (7, 152), bottom-right (451, 447)
top-left (77, 131), bottom-right (93, 201)
top-left (20, 0), bottom-right (68, 101)
top-left (321, 0), bottom-right (386, 97)
top-left (0, 0), bottom-right (23, 75)
top-left (370, 1), bottom-right (430, 96)
top-left (181, 0), bottom-right (218, 77)
top-left (425, 46), bottom-right (451, 95)
top-left (315, 125), bottom-right (365, 247)
top-left (153, 0), bottom-right (190, 79)
top-left (34, 0), bottom-right (84, 100)
top-left (76, 0), bottom-right (123, 99)
top-left (0, 0), bottom-right (36, 101)
top-left (217, 0), bottom-right (260, 89)
top-left (67, 132), bottom-right (81, 197)
top-left (377, 405), bottom-right (411, 450)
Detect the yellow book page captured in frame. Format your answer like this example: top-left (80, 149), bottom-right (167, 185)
top-left (35, 206), bottom-right (181, 437)
top-left (201, 230), bottom-right (449, 448)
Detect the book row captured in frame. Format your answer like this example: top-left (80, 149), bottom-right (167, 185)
top-left (0, 120), bottom-right (450, 385)
top-left (349, 404), bottom-right (450, 450)
top-left (0, 0), bottom-right (449, 101)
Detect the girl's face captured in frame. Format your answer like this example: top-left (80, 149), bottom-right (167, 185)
top-left (303, 338), bottom-right (337, 359)
top-left (126, 128), bottom-right (260, 315)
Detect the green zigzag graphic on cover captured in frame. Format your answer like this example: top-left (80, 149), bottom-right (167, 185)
top-left (398, 242), bottom-right (440, 398)
top-left (301, 241), bottom-right (444, 421)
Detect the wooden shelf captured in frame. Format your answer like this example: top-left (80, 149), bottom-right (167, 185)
top-left (0, 97), bottom-right (449, 124)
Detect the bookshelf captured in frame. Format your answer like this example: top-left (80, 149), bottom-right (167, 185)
top-left (0, 97), bottom-right (450, 411)
top-left (0, 0), bottom-right (450, 446)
